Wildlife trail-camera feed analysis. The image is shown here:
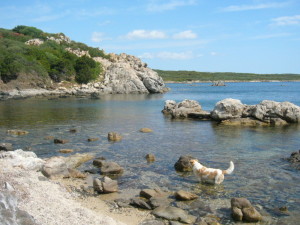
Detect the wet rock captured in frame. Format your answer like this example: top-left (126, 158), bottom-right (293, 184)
top-left (175, 190), bottom-right (198, 201)
top-left (130, 197), bottom-right (152, 210)
top-left (220, 118), bottom-right (268, 126)
top-left (93, 176), bottom-right (118, 193)
top-left (108, 132), bottom-right (123, 142)
top-left (174, 155), bottom-right (195, 172)
top-left (54, 139), bottom-right (69, 144)
top-left (231, 197), bottom-right (262, 222)
top-left (287, 150), bottom-right (300, 169)
top-left (59, 149), bottom-right (74, 154)
top-left (152, 206), bottom-right (196, 224)
top-left (140, 189), bottom-right (167, 199)
top-left (114, 199), bottom-right (132, 208)
top-left (7, 129), bottom-right (29, 135)
top-left (195, 215), bottom-right (221, 225)
top-left (146, 153), bottom-right (156, 162)
top-left (68, 168), bottom-right (86, 179)
top-left (149, 196), bottom-right (172, 209)
top-left (140, 128), bottom-right (153, 133)
top-left (211, 98), bottom-right (245, 121)
top-left (162, 99), bottom-right (209, 119)
top-left (87, 137), bottom-right (99, 142)
top-left (99, 161), bottom-right (124, 175)
top-left (93, 158), bottom-right (105, 167)
top-left (0, 143), bottom-right (13, 151)
top-left (64, 153), bottom-right (94, 168)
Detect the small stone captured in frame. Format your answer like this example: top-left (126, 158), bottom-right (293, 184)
top-left (100, 161), bottom-right (124, 175)
top-left (7, 130), bottom-right (29, 135)
top-left (68, 168), bottom-right (86, 179)
top-left (140, 189), bottom-right (167, 199)
top-left (108, 132), bottom-right (122, 142)
top-left (145, 154), bottom-right (156, 162)
top-left (242, 206), bottom-right (263, 222)
top-left (87, 137), bottom-right (99, 142)
top-left (130, 197), bottom-right (152, 210)
top-left (69, 128), bottom-right (77, 133)
top-left (102, 176), bottom-right (118, 193)
top-left (93, 178), bottom-right (103, 193)
top-left (59, 149), bottom-right (74, 154)
top-left (140, 128), bottom-right (153, 133)
top-left (54, 139), bottom-right (69, 144)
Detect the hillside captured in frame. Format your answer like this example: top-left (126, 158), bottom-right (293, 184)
top-left (155, 70), bottom-right (300, 82)
top-left (0, 26), bottom-right (167, 97)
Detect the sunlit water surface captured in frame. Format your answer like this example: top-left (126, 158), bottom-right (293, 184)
top-left (1, 82), bottom-right (299, 224)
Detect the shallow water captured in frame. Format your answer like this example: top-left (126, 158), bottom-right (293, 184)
top-left (1, 82), bottom-right (300, 223)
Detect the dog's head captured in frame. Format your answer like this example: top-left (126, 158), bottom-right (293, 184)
top-left (189, 159), bottom-right (198, 166)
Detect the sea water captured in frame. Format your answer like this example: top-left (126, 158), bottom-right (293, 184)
top-left (0, 82), bottom-right (299, 223)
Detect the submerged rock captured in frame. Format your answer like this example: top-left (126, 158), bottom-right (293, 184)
top-left (231, 197), bottom-right (262, 222)
top-left (287, 150), bottom-right (300, 169)
top-left (152, 206), bottom-right (197, 224)
top-left (145, 153), bottom-right (156, 162)
top-left (7, 130), bottom-right (29, 135)
top-left (175, 190), bottom-right (198, 201)
top-left (108, 132), bottom-right (123, 142)
top-left (140, 128), bottom-right (153, 133)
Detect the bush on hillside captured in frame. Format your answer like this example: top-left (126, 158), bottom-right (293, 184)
top-left (74, 56), bottom-right (102, 84)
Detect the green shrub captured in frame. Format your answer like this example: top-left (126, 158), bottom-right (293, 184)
top-left (74, 56), bottom-right (102, 84)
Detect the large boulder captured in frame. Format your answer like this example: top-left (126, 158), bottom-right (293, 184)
top-left (251, 100), bottom-right (300, 123)
top-left (162, 99), bottom-right (210, 119)
top-left (211, 98), bottom-right (245, 121)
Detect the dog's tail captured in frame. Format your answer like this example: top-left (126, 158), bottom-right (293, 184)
top-left (223, 161), bottom-right (234, 175)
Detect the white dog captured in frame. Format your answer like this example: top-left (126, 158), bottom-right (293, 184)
top-left (190, 159), bottom-right (234, 184)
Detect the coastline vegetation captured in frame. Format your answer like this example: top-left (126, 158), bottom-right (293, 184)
top-left (0, 26), bottom-right (107, 84)
top-left (155, 69), bottom-right (300, 82)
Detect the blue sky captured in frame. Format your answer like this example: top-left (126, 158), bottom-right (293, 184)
top-left (1, 0), bottom-right (300, 73)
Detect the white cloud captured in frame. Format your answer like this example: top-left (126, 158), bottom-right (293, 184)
top-left (271, 15), bottom-right (300, 26)
top-left (147, 0), bottom-right (196, 12)
top-left (91, 32), bottom-right (109, 42)
top-left (173, 30), bottom-right (197, 39)
top-left (221, 2), bottom-right (288, 12)
top-left (210, 52), bottom-right (219, 56)
top-left (139, 51), bottom-right (197, 60)
top-left (124, 29), bottom-right (167, 40)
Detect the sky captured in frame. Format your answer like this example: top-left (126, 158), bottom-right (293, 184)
top-left (1, 0), bottom-right (300, 74)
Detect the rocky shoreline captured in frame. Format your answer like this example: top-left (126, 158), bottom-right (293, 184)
top-left (0, 53), bottom-right (169, 101)
top-left (163, 98), bottom-right (300, 126)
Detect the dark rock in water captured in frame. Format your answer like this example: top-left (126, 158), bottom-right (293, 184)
top-left (69, 128), bottom-right (77, 133)
top-left (174, 155), bottom-right (195, 172)
top-left (0, 143), bottom-right (13, 151)
top-left (287, 150), bottom-right (300, 169)
top-left (87, 137), bottom-right (99, 142)
top-left (93, 158), bottom-right (105, 167)
top-left (231, 197), bottom-right (262, 222)
top-left (107, 132), bottom-right (123, 142)
top-left (152, 206), bottom-right (196, 224)
top-left (130, 197), bottom-right (152, 210)
top-left (54, 139), bottom-right (69, 144)
top-left (175, 190), bottom-right (198, 201)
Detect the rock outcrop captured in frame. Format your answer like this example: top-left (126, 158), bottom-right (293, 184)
top-left (162, 99), bottom-right (211, 119)
top-left (163, 98), bottom-right (300, 126)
